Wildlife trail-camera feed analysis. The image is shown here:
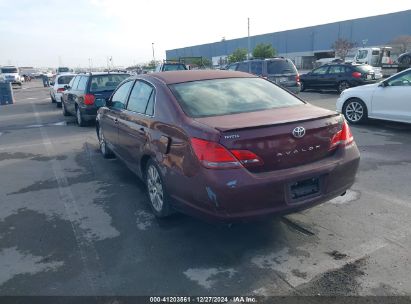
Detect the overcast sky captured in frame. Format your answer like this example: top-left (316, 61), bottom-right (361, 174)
top-left (0, 0), bottom-right (410, 68)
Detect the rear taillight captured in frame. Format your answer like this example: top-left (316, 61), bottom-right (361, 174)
top-left (295, 74), bottom-right (300, 82)
top-left (352, 72), bottom-right (362, 79)
top-left (230, 149), bottom-right (263, 166)
top-left (57, 88), bottom-right (65, 93)
top-left (84, 94), bottom-right (95, 105)
top-left (329, 120), bottom-right (354, 150)
top-left (190, 138), bottom-right (262, 169)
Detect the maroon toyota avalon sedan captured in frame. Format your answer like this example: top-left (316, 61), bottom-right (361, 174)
top-left (96, 70), bottom-right (360, 221)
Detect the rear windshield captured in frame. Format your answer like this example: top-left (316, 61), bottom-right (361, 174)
top-left (58, 67), bottom-right (70, 73)
top-left (163, 64), bottom-right (187, 71)
top-left (89, 74), bottom-right (129, 92)
top-left (267, 60), bottom-right (297, 75)
top-left (170, 77), bottom-right (303, 118)
top-left (1, 68), bottom-right (18, 73)
top-left (58, 75), bottom-right (74, 84)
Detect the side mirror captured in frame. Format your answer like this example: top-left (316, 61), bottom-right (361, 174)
top-left (378, 81), bottom-right (387, 88)
top-left (105, 98), bottom-right (112, 107)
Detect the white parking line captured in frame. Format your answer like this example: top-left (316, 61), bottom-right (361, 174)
top-left (31, 102), bottom-right (111, 294)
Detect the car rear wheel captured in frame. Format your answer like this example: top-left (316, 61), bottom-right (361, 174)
top-left (62, 100), bottom-right (70, 116)
top-left (338, 81), bottom-right (350, 93)
top-left (76, 106), bottom-right (86, 127)
top-left (98, 125), bottom-right (114, 158)
top-left (300, 81), bottom-right (306, 92)
top-left (145, 159), bottom-right (172, 218)
top-left (343, 98), bottom-right (368, 124)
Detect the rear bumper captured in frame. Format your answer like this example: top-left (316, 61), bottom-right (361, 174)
top-left (79, 105), bottom-right (98, 121)
top-left (167, 144), bottom-right (360, 222)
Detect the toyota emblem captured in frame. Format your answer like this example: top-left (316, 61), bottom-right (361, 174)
top-left (292, 126), bottom-right (306, 138)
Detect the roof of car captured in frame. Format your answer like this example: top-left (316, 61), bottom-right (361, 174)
top-left (77, 72), bottom-right (129, 76)
top-left (147, 70), bottom-right (256, 85)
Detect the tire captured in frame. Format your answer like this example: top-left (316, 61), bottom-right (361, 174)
top-left (338, 81), bottom-right (350, 93)
top-left (300, 81), bottom-right (306, 92)
top-left (56, 101), bottom-right (62, 108)
top-left (145, 159), bottom-right (172, 218)
top-left (62, 100), bottom-right (70, 116)
top-left (97, 124), bottom-right (114, 158)
top-left (76, 106), bottom-right (86, 127)
top-left (343, 98), bottom-right (368, 124)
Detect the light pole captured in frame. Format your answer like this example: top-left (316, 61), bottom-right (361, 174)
top-left (247, 18), bottom-right (250, 60)
top-left (152, 43), bottom-right (156, 64)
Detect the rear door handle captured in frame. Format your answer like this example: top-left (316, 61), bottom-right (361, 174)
top-left (138, 127), bottom-right (146, 135)
top-left (114, 118), bottom-right (118, 124)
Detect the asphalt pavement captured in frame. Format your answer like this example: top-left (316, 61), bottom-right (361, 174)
top-left (1, 81), bottom-right (411, 296)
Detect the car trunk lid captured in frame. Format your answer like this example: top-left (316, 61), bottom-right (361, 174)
top-left (194, 104), bottom-right (342, 173)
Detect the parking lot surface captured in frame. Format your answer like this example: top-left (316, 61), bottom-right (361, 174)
top-left (1, 81), bottom-right (411, 296)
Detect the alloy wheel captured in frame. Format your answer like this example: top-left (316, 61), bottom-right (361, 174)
top-left (147, 165), bottom-right (164, 212)
top-left (345, 101), bottom-right (364, 122)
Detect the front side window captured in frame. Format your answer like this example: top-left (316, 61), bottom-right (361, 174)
top-left (357, 50), bottom-right (368, 60)
top-left (127, 81), bottom-right (154, 114)
top-left (237, 62), bottom-right (249, 73)
top-left (71, 76), bottom-right (81, 90)
top-left (387, 70), bottom-right (411, 87)
top-left (170, 77), bottom-right (303, 118)
top-left (110, 81), bottom-right (134, 109)
top-left (227, 64), bottom-right (238, 71)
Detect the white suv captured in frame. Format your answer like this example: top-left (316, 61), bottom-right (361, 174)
top-left (50, 73), bottom-right (76, 107)
top-left (0, 66), bottom-right (22, 87)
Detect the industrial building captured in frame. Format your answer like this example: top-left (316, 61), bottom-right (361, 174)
top-left (166, 10), bottom-right (411, 69)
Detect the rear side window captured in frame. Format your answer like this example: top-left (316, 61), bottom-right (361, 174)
top-left (90, 74), bottom-right (129, 92)
top-left (58, 75), bottom-right (74, 85)
top-left (328, 66), bottom-right (345, 74)
top-left (127, 81), bottom-right (154, 114)
top-left (267, 60), bottom-right (297, 74)
top-left (77, 76), bottom-right (88, 91)
top-left (250, 62), bottom-right (263, 75)
top-left (170, 77), bottom-right (303, 118)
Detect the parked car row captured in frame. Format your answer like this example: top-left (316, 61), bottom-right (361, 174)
top-left (300, 63), bottom-right (383, 93)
